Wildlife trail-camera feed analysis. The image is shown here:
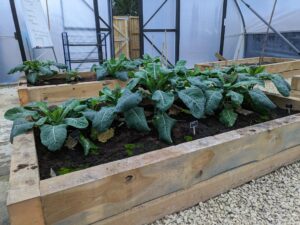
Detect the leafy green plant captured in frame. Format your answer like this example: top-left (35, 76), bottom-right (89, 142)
top-left (91, 53), bottom-right (138, 81)
top-left (187, 65), bottom-right (290, 127)
top-left (184, 135), bottom-right (193, 142)
top-left (65, 69), bottom-right (81, 82)
top-left (8, 60), bottom-right (67, 85)
top-left (4, 99), bottom-right (98, 154)
top-left (4, 59), bottom-right (291, 153)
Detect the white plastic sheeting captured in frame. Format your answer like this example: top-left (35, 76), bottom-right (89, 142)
top-left (0, 0), bottom-right (23, 83)
top-left (180, 0), bottom-right (223, 67)
top-left (223, 0), bottom-right (300, 59)
top-left (238, 0), bottom-right (300, 33)
top-left (2, 0), bottom-right (300, 83)
top-left (142, 0), bottom-right (224, 67)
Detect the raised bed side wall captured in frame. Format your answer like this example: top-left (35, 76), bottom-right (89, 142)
top-left (7, 95), bottom-right (300, 225)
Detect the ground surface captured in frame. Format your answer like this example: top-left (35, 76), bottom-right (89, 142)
top-left (0, 86), bottom-right (299, 225)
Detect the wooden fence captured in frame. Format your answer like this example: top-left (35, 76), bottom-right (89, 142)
top-left (113, 16), bottom-right (140, 59)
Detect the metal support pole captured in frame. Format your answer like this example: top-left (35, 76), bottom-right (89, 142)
top-left (219, 0), bottom-right (228, 56)
top-left (240, 0), bottom-right (300, 55)
top-left (260, 0), bottom-right (277, 63)
top-left (108, 0), bottom-right (115, 58)
top-left (9, 0), bottom-right (27, 61)
top-left (138, 0), bottom-right (144, 57)
top-left (93, 0), bottom-right (104, 62)
top-left (175, 0), bottom-right (180, 62)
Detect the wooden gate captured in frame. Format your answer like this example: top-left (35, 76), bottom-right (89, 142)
top-left (113, 16), bottom-right (140, 59)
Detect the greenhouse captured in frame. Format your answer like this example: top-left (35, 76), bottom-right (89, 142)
top-left (0, 0), bottom-right (300, 225)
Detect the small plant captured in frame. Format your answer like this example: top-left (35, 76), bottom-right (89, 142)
top-left (65, 69), bottom-right (81, 82)
top-left (124, 143), bottom-right (143, 156)
top-left (91, 53), bottom-right (138, 81)
top-left (124, 143), bottom-right (136, 156)
top-left (8, 60), bottom-right (67, 85)
top-left (4, 99), bottom-right (98, 155)
top-left (184, 135), bottom-right (193, 142)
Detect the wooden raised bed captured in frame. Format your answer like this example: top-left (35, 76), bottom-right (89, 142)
top-left (195, 57), bottom-right (300, 78)
top-left (7, 95), bottom-right (300, 225)
top-left (18, 72), bottom-right (127, 105)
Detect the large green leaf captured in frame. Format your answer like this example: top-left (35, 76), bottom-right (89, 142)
top-left (115, 89), bottom-right (142, 113)
top-left (27, 72), bottom-right (38, 84)
top-left (40, 124), bottom-right (67, 151)
top-left (60, 99), bottom-right (80, 119)
top-left (82, 109), bottom-right (97, 121)
top-left (219, 108), bottom-right (238, 127)
top-left (35, 117), bottom-right (47, 126)
top-left (92, 107), bottom-right (116, 132)
top-left (39, 66), bottom-right (53, 75)
top-left (153, 112), bottom-right (176, 144)
top-left (127, 78), bottom-right (141, 90)
top-left (205, 90), bottom-right (223, 115)
top-left (124, 107), bottom-right (150, 132)
top-left (79, 134), bottom-right (98, 156)
top-left (10, 119), bottom-right (34, 143)
top-left (8, 64), bottom-right (26, 74)
top-left (187, 77), bottom-right (208, 91)
top-left (96, 66), bottom-right (108, 80)
top-left (248, 89), bottom-right (276, 110)
top-left (4, 107), bottom-right (37, 121)
top-left (115, 71), bottom-right (129, 81)
top-left (231, 80), bottom-right (262, 89)
top-left (64, 117), bottom-right (89, 129)
top-left (152, 90), bottom-right (174, 111)
top-left (271, 74), bottom-right (291, 97)
top-left (178, 87), bottom-right (206, 119)
top-left (226, 90), bottom-right (244, 107)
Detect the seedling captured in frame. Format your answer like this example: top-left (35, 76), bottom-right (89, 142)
top-left (184, 135), bottom-right (193, 142)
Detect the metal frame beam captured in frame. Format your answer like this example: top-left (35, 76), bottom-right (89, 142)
top-left (9, 0), bottom-right (27, 61)
top-left (219, 0), bottom-right (227, 56)
top-left (139, 0), bottom-right (180, 65)
top-left (240, 0), bottom-right (300, 55)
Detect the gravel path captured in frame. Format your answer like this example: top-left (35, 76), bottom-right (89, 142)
top-left (150, 161), bottom-right (300, 225)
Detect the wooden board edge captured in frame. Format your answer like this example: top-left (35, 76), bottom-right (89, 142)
top-left (7, 132), bottom-right (45, 225)
top-left (7, 197), bottom-right (45, 225)
top-left (93, 145), bottom-right (300, 225)
top-left (291, 75), bottom-right (300, 91)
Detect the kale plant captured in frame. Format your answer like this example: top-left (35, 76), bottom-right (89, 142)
top-left (8, 60), bottom-right (67, 85)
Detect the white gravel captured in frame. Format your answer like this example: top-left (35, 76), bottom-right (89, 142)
top-left (150, 161), bottom-right (300, 225)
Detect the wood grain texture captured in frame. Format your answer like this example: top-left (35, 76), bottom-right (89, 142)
top-left (18, 79), bottom-right (126, 105)
top-left (7, 132), bottom-right (45, 225)
top-left (92, 145), bottom-right (300, 225)
top-left (292, 75), bottom-right (300, 91)
top-left (195, 57), bottom-right (300, 78)
top-left (40, 113), bottom-right (300, 225)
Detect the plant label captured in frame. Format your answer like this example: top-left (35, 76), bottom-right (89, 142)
top-left (190, 121), bottom-right (199, 135)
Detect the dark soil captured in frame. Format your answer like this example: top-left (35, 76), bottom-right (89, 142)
top-left (36, 108), bottom-right (297, 180)
top-left (27, 75), bottom-right (113, 86)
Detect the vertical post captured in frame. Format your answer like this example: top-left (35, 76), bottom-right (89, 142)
top-left (138, 0), bottom-right (144, 57)
top-left (93, 0), bottom-right (103, 63)
top-left (9, 0), bottom-right (27, 62)
top-left (175, 0), bottom-right (180, 62)
top-left (108, 0), bottom-right (115, 59)
top-left (219, 0), bottom-right (228, 57)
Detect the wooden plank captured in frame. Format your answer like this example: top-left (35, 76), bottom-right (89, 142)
top-left (7, 132), bottom-right (45, 225)
top-left (18, 79), bottom-right (126, 105)
top-left (113, 16), bottom-right (130, 58)
top-left (195, 58), bottom-right (300, 76)
top-left (267, 93), bottom-right (300, 110)
top-left (291, 75), bottom-right (300, 91)
top-left (265, 60), bottom-right (300, 74)
top-left (93, 145), bottom-right (300, 225)
top-left (40, 113), bottom-right (300, 225)
top-left (129, 16), bottom-right (140, 59)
